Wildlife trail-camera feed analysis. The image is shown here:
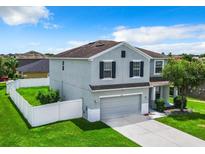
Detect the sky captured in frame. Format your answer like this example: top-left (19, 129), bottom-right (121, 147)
top-left (0, 6), bottom-right (205, 55)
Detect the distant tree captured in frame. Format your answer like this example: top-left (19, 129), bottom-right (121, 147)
top-left (199, 53), bottom-right (205, 58)
top-left (182, 54), bottom-right (192, 62)
top-left (0, 57), bottom-right (6, 78)
top-left (163, 58), bottom-right (205, 111)
top-left (4, 57), bottom-right (19, 79)
top-left (45, 53), bottom-right (55, 57)
top-left (168, 52), bottom-right (172, 57)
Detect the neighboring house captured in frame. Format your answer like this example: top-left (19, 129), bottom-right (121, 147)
top-left (16, 51), bottom-right (47, 67)
top-left (17, 59), bottom-right (49, 78)
top-left (49, 40), bottom-right (169, 121)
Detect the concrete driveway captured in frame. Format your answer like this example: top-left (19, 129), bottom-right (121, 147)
top-left (103, 114), bottom-right (205, 147)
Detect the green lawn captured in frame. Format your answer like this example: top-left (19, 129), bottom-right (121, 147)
top-left (17, 86), bottom-right (49, 106)
top-left (0, 83), bottom-right (139, 147)
top-left (157, 96), bottom-right (205, 141)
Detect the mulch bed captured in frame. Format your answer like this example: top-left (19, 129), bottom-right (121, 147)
top-left (164, 108), bottom-right (193, 115)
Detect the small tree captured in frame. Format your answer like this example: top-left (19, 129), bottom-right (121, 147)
top-left (0, 57), bottom-right (6, 78)
top-left (4, 57), bottom-right (19, 79)
top-left (163, 58), bottom-right (205, 111)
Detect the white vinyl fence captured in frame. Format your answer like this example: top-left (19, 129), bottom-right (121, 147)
top-left (7, 78), bottom-right (82, 127)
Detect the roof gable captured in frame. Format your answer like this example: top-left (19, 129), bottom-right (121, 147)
top-left (88, 41), bottom-right (152, 60)
top-left (53, 40), bottom-right (167, 60)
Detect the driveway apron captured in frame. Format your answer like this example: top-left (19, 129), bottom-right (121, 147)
top-left (103, 114), bottom-right (205, 147)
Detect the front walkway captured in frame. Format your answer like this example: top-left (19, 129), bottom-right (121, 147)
top-left (103, 114), bottom-right (205, 147)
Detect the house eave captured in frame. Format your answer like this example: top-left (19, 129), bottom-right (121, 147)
top-left (150, 81), bottom-right (169, 87)
top-left (90, 86), bottom-right (150, 93)
top-left (49, 57), bottom-right (89, 60)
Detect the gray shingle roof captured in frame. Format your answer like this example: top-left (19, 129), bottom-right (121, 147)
top-left (55, 40), bottom-right (167, 59)
top-left (136, 47), bottom-right (168, 58)
top-left (56, 40), bottom-right (121, 58)
top-left (17, 59), bottom-right (49, 73)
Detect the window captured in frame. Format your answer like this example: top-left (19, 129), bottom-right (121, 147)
top-left (121, 50), bottom-right (126, 58)
top-left (130, 61), bottom-right (144, 77)
top-left (133, 62), bottom-right (141, 77)
top-left (62, 61), bottom-right (64, 71)
top-left (103, 62), bottom-right (112, 78)
top-left (99, 61), bottom-right (116, 79)
top-left (155, 60), bottom-right (164, 74)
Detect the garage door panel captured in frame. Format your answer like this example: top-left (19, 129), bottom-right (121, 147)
top-left (100, 95), bottom-right (141, 120)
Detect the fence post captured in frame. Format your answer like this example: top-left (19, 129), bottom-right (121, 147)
top-left (31, 107), bottom-right (34, 127)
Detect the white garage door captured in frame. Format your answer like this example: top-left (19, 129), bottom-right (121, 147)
top-left (100, 94), bottom-right (141, 120)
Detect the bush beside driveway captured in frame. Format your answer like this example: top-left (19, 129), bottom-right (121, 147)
top-left (0, 83), bottom-right (139, 147)
top-left (157, 97), bottom-right (205, 141)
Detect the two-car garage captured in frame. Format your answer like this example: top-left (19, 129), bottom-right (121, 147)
top-left (100, 94), bottom-right (142, 120)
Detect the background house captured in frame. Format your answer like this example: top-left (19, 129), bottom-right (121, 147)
top-left (14, 51), bottom-right (49, 78)
top-left (17, 59), bottom-right (49, 78)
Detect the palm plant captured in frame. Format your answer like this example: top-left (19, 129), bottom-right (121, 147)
top-left (4, 57), bottom-right (19, 79)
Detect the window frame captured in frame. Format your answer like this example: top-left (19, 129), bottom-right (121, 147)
top-left (132, 60), bottom-right (141, 78)
top-left (154, 60), bottom-right (164, 75)
top-left (121, 50), bottom-right (126, 58)
top-left (102, 60), bottom-right (113, 79)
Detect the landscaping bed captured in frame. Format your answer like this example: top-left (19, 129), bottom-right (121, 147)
top-left (0, 83), bottom-right (139, 146)
top-left (156, 97), bottom-right (205, 141)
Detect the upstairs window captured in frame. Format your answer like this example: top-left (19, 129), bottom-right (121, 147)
top-left (99, 61), bottom-right (116, 79)
top-left (104, 62), bottom-right (112, 78)
top-left (133, 62), bottom-right (141, 77)
top-left (130, 61), bottom-right (144, 77)
top-left (154, 60), bottom-right (164, 74)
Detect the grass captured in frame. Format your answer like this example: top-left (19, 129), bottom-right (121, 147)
top-left (156, 96), bottom-right (205, 141)
top-left (0, 83), bottom-right (139, 147)
top-left (17, 86), bottom-right (49, 106)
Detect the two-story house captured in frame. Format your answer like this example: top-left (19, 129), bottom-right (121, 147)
top-left (49, 40), bottom-right (169, 122)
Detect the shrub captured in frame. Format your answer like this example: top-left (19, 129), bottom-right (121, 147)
top-left (174, 95), bottom-right (187, 109)
top-left (155, 98), bottom-right (165, 112)
top-left (36, 88), bottom-right (60, 104)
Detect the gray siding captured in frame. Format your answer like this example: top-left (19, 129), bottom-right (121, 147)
top-left (49, 59), bottom-right (93, 118)
top-left (91, 44), bottom-right (150, 85)
top-left (150, 59), bottom-right (167, 77)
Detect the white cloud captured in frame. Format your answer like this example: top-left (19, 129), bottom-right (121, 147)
top-left (141, 42), bottom-right (205, 55)
top-left (0, 6), bottom-right (49, 25)
top-left (43, 22), bottom-right (61, 29)
top-left (66, 40), bottom-right (90, 48)
top-left (113, 24), bottom-right (205, 45)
